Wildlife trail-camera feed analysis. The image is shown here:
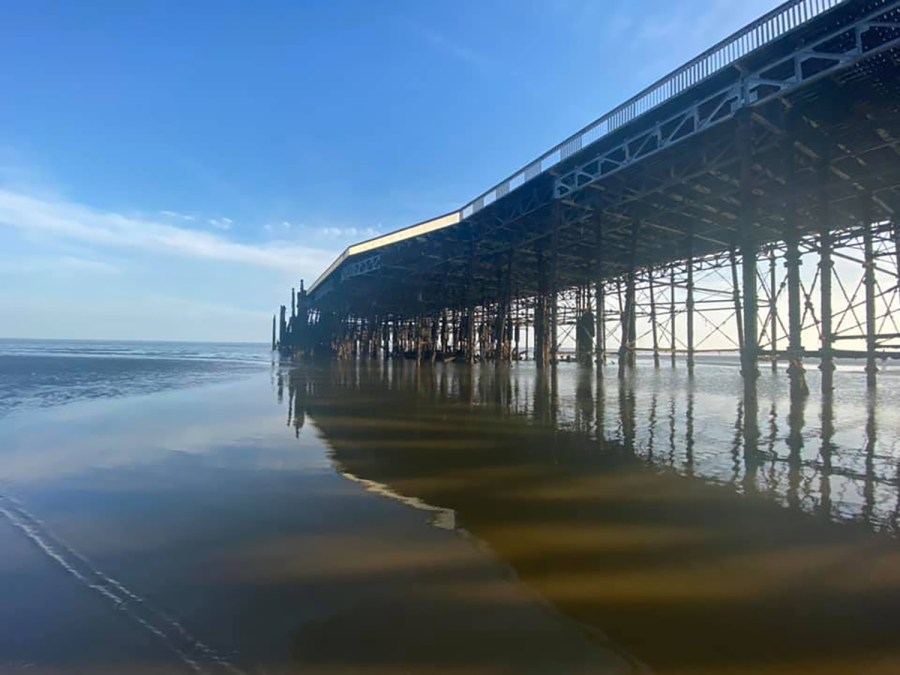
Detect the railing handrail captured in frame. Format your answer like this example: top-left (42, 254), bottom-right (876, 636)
top-left (459, 0), bottom-right (847, 219)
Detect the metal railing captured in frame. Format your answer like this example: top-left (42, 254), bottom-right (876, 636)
top-left (459, 0), bottom-right (847, 220)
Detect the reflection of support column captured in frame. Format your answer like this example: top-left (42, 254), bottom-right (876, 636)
top-left (619, 371), bottom-right (636, 456)
top-left (575, 367), bottom-right (593, 435)
top-left (595, 221), bottom-right (605, 367)
top-left (687, 234), bottom-right (695, 373)
top-left (862, 194), bottom-right (877, 389)
top-left (685, 378), bottom-right (695, 476)
top-left (737, 110), bottom-right (758, 408)
top-left (786, 384), bottom-right (806, 511)
top-left (819, 382), bottom-right (834, 521)
top-left (863, 390), bottom-right (877, 525)
top-left (670, 265), bottom-right (677, 368)
top-left (649, 268), bottom-right (660, 368)
top-left (784, 133), bottom-right (808, 399)
top-left (769, 246), bottom-right (778, 372)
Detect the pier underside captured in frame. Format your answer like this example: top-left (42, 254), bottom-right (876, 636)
top-left (276, 0), bottom-right (900, 397)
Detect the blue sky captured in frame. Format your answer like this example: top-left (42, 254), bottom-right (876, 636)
top-left (0, 0), bottom-right (781, 342)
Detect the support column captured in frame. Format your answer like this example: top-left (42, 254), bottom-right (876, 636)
top-left (649, 268), bottom-right (660, 368)
top-left (550, 215), bottom-right (560, 366)
top-left (514, 296), bottom-right (521, 360)
top-left (595, 221), bottom-right (605, 367)
top-left (271, 314), bottom-right (277, 351)
top-left (862, 193), bottom-right (877, 389)
top-left (670, 265), bottom-right (677, 367)
top-left (536, 249), bottom-right (546, 368)
top-left (819, 162), bottom-right (834, 392)
top-left (687, 236), bottom-right (695, 372)
top-left (619, 221), bottom-right (638, 376)
top-left (769, 246), bottom-right (778, 372)
top-left (466, 238), bottom-right (477, 365)
top-left (737, 109), bottom-right (759, 414)
top-left (784, 131), bottom-right (808, 399)
top-left (730, 246), bottom-right (744, 354)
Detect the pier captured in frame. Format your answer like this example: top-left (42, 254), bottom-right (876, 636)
top-left (275, 0), bottom-right (900, 408)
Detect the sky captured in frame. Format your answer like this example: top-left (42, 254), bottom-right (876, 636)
top-left (0, 0), bottom-right (783, 342)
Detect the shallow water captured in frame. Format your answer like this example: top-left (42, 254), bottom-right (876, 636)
top-left (0, 339), bottom-right (270, 418)
top-left (1, 349), bottom-right (899, 673)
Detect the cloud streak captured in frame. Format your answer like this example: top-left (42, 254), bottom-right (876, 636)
top-left (0, 189), bottom-right (334, 274)
top-left (208, 217), bottom-right (233, 230)
top-left (405, 20), bottom-right (490, 68)
top-left (318, 225), bottom-right (380, 240)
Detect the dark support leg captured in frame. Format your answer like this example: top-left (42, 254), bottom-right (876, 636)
top-left (819, 162), bottom-right (834, 393)
top-left (769, 246), bottom-right (778, 372)
top-left (862, 193), bottom-right (877, 389)
top-left (670, 265), bottom-right (677, 368)
top-left (687, 237), bottom-right (695, 373)
top-left (550, 216), bottom-right (559, 366)
top-left (737, 110), bottom-right (759, 439)
top-left (619, 221), bottom-right (638, 376)
top-left (536, 248), bottom-right (548, 368)
top-left (730, 246), bottom-right (744, 355)
top-left (595, 221), bottom-right (604, 367)
top-left (649, 268), bottom-right (660, 368)
top-left (784, 132), bottom-right (808, 399)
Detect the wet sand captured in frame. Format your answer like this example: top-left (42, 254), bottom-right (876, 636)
top-left (0, 372), bottom-right (633, 674)
top-left (2, 359), bottom-right (899, 673)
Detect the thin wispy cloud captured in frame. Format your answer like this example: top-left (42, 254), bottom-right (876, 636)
top-left (0, 189), bottom-right (333, 274)
top-left (318, 226), bottom-right (380, 240)
top-left (0, 255), bottom-right (119, 276)
top-left (208, 217), bottom-right (233, 230)
top-left (264, 221), bottom-right (295, 233)
top-left (160, 209), bottom-right (196, 222)
top-left (405, 19), bottom-right (490, 68)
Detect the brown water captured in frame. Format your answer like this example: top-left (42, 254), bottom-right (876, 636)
top-left (1, 356), bottom-right (899, 673)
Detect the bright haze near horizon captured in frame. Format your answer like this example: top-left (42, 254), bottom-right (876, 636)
top-left (0, 0), bottom-right (781, 342)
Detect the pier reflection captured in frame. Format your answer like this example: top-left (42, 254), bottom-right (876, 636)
top-left (280, 360), bottom-right (900, 674)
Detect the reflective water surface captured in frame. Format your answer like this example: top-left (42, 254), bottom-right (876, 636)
top-left (1, 355), bottom-right (899, 674)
